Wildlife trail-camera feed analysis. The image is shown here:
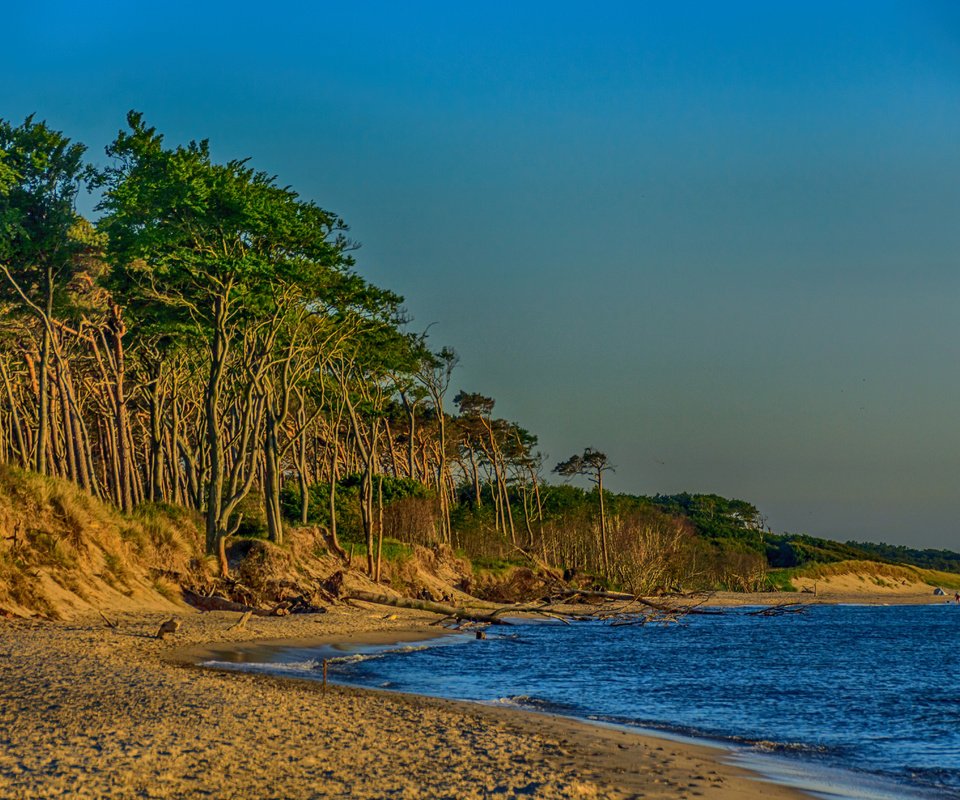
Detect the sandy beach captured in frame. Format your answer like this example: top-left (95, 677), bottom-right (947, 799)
top-left (0, 606), bottom-right (814, 799)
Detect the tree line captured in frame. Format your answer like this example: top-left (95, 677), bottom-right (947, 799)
top-left (2, 113), bottom-right (793, 595)
top-left (4, 113), bottom-right (682, 584)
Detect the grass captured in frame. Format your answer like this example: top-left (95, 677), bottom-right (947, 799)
top-left (338, 534), bottom-right (415, 563)
top-left (764, 569), bottom-right (797, 592)
top-left (103, 551), bottom-right (128, 581)
top-left (770, 559), bottom-right (960, 592)
top-left (152, 577), bottom-right (181, 603)
top-left (0, 464), bottom-right (207, 616)
top-left (469, 555), bottom-right (527, 575)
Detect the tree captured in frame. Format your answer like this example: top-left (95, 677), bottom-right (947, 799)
top-left (554, 447), bottom-right (614, 575)
top-left (416, 345), bottom-right (458, 542)
top-left (98, 111), bottom-right (358, 571)
top-left (0, 116), bottom-right (93, 476)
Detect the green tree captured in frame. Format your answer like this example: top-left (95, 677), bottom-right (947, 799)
top-left (99, 111), bottom-right (357, 569)
top-left (554, 447), bottom-right (614, 575)
top-left (0, 116), bottom-right (93, 475)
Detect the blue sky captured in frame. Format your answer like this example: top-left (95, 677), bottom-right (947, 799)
top-left (4, 1), bottom-right (960, 547)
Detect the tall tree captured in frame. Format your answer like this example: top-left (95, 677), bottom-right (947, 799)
top-left (554, 448), bottom-right (614, 575)
top-left (0, 116), bottom-right (93, 475)
top-left (99, 111), bottom-right (357, 570)
top-left (417, 346), bottom-right (458, 543)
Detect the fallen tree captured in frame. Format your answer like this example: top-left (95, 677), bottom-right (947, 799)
top-left (346, 587), bottom-right (808, 629)
top-left (344, 590), bottom-right (513, 625)
top-left (181, 587), bottom-right (324, 616)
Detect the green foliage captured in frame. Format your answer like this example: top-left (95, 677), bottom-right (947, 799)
top-left (764, 534), bottom-right (871, 568)
top-left (537, 483), bottom-right (590, 515)
top-left (469, 555), bottom-right (528, 575)
top-left (281, 474), bottom-right (431, 535)
top-left (98, 111), bottom-right (363, 332)
top-left (846, 540), bottom-right (960, 573)
top-left (0, 115), bottom-right (94, 313)
top-left (280, 479), bottom-right (360, 538)
top-left (340, 474), bottom-right (434, 503)
top-left (230, 492), bottom-right (269, 539)
top-left (650, 493), bottom-right (763, 544)
top-left (764, 569), bottom-right (798, 592)
top-left (553, 447), bottom-right (611, 482)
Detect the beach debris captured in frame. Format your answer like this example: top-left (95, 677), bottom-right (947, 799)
top-left (228, 610), bottom-right (254, 631)
top-left (97, 610), bottom-right (119, 630)
top-left (746, 603), bottom-right (808, 617)
top-left (181, 587), bottom-right (324, 617)
top-left (182, 588), bottom-right (260, 614)
top-left (345, 590), bottom-right (513, 625)
top-left (321, 570), bottom-right (346, 599)
top-left (155, 617), bottom-right (182, 639)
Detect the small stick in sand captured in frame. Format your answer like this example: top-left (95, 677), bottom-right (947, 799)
top-left (98, 610), bottom-right (119, 630)
top-left (228, 610), bottom-right (253, 631)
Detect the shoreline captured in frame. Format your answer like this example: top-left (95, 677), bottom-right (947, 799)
top-left (1, 606), bottom-right (813, 799)
top-left (184, 616), bottom-right (941, 800)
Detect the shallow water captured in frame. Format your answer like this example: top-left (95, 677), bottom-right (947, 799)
top-left (207, 604), bottom-right (960, 798)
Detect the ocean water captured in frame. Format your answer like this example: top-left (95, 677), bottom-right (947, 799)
top-left (205, 604), bottom-right (960, 798)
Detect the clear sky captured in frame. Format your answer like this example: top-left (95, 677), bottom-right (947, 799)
top-left (4, 1), bottom-right (960, 548)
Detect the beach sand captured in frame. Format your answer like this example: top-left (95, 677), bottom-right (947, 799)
top-left (0, 606), bottom-right (812, 799)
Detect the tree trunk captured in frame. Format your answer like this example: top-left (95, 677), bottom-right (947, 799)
top-left (297, 405), bottom-right (309, 525)
top-left (375, 474), bottom-right (384, 582)
top-left (147, 360), bottom-right (165, 503)
top-left (345, 591), bottom-right (511, 625)
top-left (0, 360), bottom-right (28, 467)
top-left (205, 297), bottom-right (229, 564)
top-left (34, 271), bottom-right (53, 474)
top-left (264, 409), bottom-right (283, 545)
top-left (109, 306), bottom-right (133, 511)
top-left (597, 471), bottom-right (609, 576)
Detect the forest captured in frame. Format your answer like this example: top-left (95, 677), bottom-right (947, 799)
top-left (1, 113), bottom-right (952, 596)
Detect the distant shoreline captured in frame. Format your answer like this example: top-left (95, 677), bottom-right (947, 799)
top-left (699, 588), bottom-right (946, 606)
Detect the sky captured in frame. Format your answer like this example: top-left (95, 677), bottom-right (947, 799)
top-left (3, 1), bottom-right (960, 548)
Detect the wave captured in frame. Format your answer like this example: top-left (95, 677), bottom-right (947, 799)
top-left (202, 643), bottom-right (438, 678)
top-left (739, 738), bottom-right (833, 756)
top-left (202, 659), bottom-right (321, 675)
top-left (325, 644), bottom-right (433, 666)
top-left (490, 694), bottom-right (583, 716)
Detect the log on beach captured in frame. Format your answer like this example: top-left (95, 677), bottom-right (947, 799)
top-left (345, 590), bottom-right (513, 625)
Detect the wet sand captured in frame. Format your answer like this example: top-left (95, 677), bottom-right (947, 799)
top-left (0, 606), bottom-right (811, 799)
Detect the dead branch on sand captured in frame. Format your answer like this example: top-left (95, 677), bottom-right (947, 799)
top-left (344, 591), bottom-right (513, 625)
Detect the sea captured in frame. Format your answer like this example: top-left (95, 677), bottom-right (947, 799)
top-left (203, 603), bottom-right (960, 799)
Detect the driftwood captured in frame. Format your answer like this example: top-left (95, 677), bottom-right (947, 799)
top-left (332, 588), bottom-right (809, 631)
top-left (746, 603), bottom-right (809, 617)
top-left (182, 588), bottom-right (261, 614)
top-left (345, 591), bottom-right (512, 625)
top-left (98, 610), bottom-right (119, 629)
top-left (228, 610), bottom-right (254, 630)
top-left (344, 588), bottom-right (710, 628)
top-left (547, 589), bottom-right (724, 616)
top-left (182, 588), bottom-right (292, 617)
